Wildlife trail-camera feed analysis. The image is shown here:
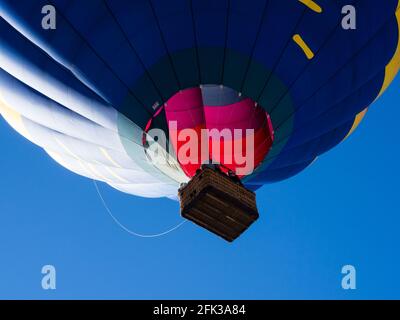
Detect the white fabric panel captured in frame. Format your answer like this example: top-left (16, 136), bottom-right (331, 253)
top-left (46, 150), bottom-right (178, 198)
top-left (20, 117), bottom-right (175, 184)
top-left (0, 16), bottom-right (187, 197)
top-left (0, 17), bottom-right (146, 147)
top-left (0, 42), bottom-right (117, 131)
top-left (44, 144), bottom-right (170, 186)
top-left (46, 150), bottom-right (98, 181)
top-left (0, 68), bottom-right (188, 183)
top-left (108, 182), bottom-right (179, 199)
top-left (49, 149), bottom-right (178, 198)
top-left (0, 102), bottom-right (180, 197)
top-left (0, 76), bottom-right (124, 151)
top-left (0, 7), bottom-right (115, 107)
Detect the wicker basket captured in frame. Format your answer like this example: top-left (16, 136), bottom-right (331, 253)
top-left (178, 166), bottom-right (259, 242)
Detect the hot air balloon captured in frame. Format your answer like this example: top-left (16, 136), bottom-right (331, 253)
top-left (0, 0), bottom-right (399, 241)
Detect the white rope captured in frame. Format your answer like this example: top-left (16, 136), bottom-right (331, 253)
top-left (93, 180), bottom-right (186, 238)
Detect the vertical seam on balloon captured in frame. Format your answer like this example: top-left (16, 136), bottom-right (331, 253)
top-left (270, 0), bottom-right (391, 132)
top-left (260, 72), bottom-right (386, 165)
top-left (258, 0), bottom-right (360, 117)
top-left (189, 0), bottom-right (202, 84)
top-left (246, 0), bottom-right (360, 163)
top-left (102, 0), bottom-right (167, 104)
top-left (220, 0), bottom-right (231, 85)
top-left (147, 0), bottom-right (182, 90)
top-left (239, 0), bottom-right (271, 93)
top-left (270, 68), bottom-right (388, 153)
top-left (243, 0), bottom-right (313, 154)
top-left (265, 123), bottom-right (345, 172)
top-left (242, 0), bottom-right (309, 165)
top-left (255, 6), bottom-right (310, 101)
top-left (253, 68), bottom-right (391, 167)
top-left (46, 0), bottom-right (154, 118)
top-left (224, 0), bottom-right (271, 137)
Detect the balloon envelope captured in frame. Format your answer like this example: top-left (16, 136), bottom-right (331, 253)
top-left (0, 0), bottom-right (399, 198)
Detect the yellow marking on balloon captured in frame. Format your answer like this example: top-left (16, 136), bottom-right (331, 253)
top-left (378, 5), bottom-right (400, 97)
top-left (46, 150), bottom-right (67, 166)
top-left (54, 137), bottom-right (80, 160)
top-left (46, 150), bottom-right (76, 172)
top-left (344, 108), bottom-right (368, 140)
top-left (54, 137), bottom-right (100, 180)
top-left (94, 159), bottom-right (129, 183)
top-left (98, 147), bottom-right (130, 183)
top-left (293, 34), bottom-right (315, 59)
top-left (0, 95), bottom-right (32, 140)
top-left (346, 3), bottom-right (400, 140)
top-left (55, 136), bottom-right (126, 183)
top-left (86, 162), bottom-right (112, 183)
top-left (46, 149), bottom-right (99, 179)
top-left (298, 0), bottom-right (322, 13)
top-left (100, 147), bottom-right (122, 168)
top-left (0, 95), bottom-right (117, 182)
top-left (103, 166), bottom-right (129, 183)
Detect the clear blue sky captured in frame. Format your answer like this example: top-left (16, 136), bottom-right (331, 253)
top-left (0, 76), bottom-right (399, 300)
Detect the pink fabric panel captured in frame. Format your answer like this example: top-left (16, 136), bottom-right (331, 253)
top-left (165, 87), bottom-right (205, 129)
top-left (204, 98), bottom-right (266, 131)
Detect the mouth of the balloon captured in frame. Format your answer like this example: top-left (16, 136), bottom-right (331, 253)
top-left (149, 85), bottom-right (274, 178)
